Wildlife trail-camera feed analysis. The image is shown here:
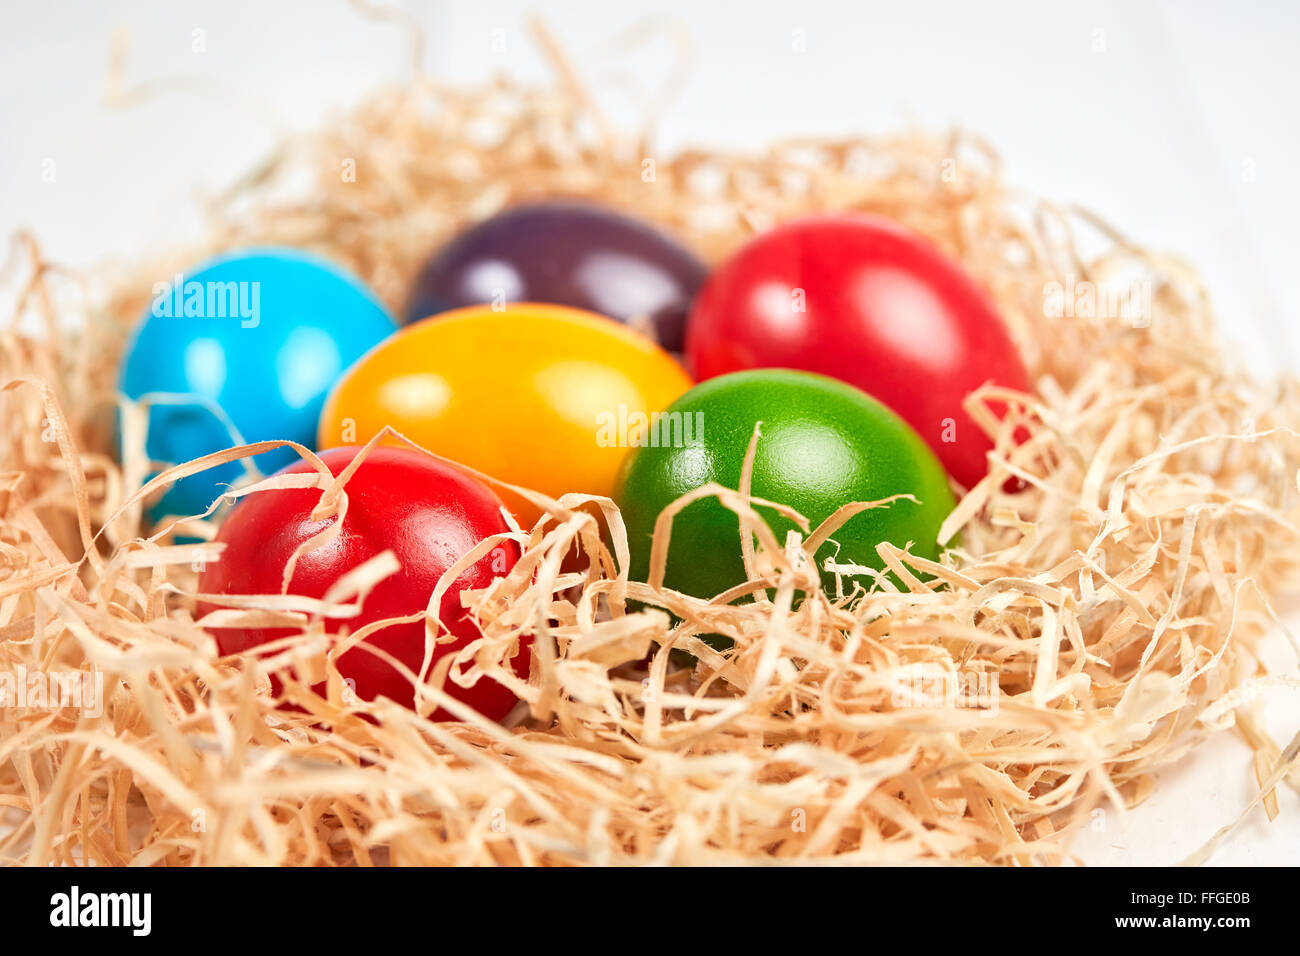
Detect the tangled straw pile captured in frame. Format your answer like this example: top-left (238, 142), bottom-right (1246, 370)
top-left (3, 41), bottom-right (1300, 866)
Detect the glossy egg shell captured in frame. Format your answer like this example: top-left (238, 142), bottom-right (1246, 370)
top-left (685, 215), bottom-right (1032, 489)
top-left (318, 303), bottom-right (694, 502)
top-left (405, 201), bottom-right (709, 351)
top-left (198, 446), bottom-right (525, 719)
top-left (119, 248), bottom-right (396, 519)
top-left (614, 369), bottom-right (957, 602)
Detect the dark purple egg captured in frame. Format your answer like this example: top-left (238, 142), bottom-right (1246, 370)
top-left (404, 200), bottom-right (709, 351)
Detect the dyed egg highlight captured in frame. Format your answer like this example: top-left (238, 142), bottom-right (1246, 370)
top-left (405, 201), bottom-right (709, 351)
top-left (319, 303), bottom-right (694, 501)
top-left (119, 248), bottom-right (396, 519)
top-left (199, 446), bottom-right (525, 719)
top-left (614, 369), bottom-right (957, 602)
top-left (685, 215), bottom-right (1032, 489)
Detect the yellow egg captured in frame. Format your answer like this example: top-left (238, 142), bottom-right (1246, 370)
top-left (318, 303), bottom-right (694, 501)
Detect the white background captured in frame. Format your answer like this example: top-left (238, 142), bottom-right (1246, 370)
top-left (2, 0), bottom-right (1297, 864)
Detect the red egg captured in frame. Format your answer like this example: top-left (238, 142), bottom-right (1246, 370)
top-left (685, 215), bottom-right (1032, 489)
top-left (198, 446), bottom-right (525, 720)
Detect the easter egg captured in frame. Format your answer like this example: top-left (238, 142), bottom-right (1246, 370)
top-left (614, 369), bottom-right (956, 602)
top-left (319, 303), bottom-right (694, 502)
top-left (684, 215), bottom-right (1032, 489)
top-left (405, 201), bottom-right (709, 351)
top-left (119, 248), bottom-right (396, 519)
top-left (199, 446), bottom-right (525, 719)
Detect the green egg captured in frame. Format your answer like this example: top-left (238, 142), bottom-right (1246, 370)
top-left (613, 369), bottom-right (957, 604)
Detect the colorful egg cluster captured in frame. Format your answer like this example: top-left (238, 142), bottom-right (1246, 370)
top-left (120, 200), bottom-right (1030, 720)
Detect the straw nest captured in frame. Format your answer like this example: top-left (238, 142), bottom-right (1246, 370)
top-left (2, 28), bottom-right (1300, 865)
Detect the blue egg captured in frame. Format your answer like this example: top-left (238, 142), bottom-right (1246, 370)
top-left (119, 248), bottom-right (396, 520)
